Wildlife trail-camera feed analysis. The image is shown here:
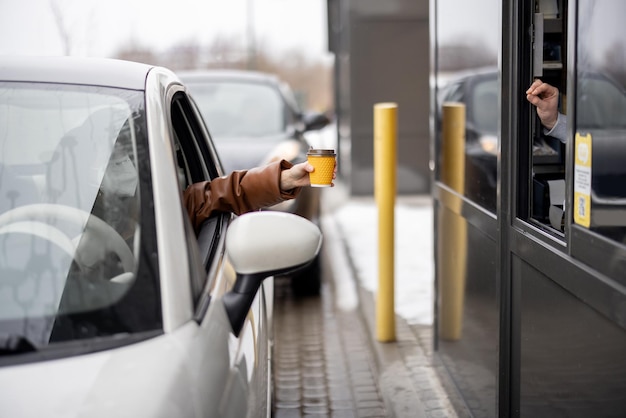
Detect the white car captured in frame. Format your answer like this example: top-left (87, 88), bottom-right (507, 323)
top-left (0, 56), bottom-right (322, 418)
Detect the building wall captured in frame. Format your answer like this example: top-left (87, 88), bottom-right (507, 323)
top-left (329, 0), bottom-right (430, 195)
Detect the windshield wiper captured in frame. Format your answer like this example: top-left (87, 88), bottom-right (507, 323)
top-left (0, 333), bottom-right (37, 355)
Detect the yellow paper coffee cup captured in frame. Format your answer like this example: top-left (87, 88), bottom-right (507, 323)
top-left (307, 149), bottom-right (336, 187)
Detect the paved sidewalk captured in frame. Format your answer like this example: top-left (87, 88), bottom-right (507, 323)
top-left (320, 182), bottom-right (467, 418)
top-left (273, 268), bottom-right (388, 417)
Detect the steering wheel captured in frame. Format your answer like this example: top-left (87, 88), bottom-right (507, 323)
top-left (0, 204), bottom-right (135, 280)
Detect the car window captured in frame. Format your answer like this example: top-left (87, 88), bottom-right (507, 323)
top-left (471, 79), bottom-right (498, 133)
top-left (186, 81), bottom-right (286, 140)
top-left (577, 76), bottom-right (626, 130)
top-left (0, 82), bottom-right (162, 348)
top-left (441, 81), bottom-right (464, 104)
top-left (169, 91), bottom-right (226, 306)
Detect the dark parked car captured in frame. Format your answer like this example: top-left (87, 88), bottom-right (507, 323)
top-left (178, 69), bottom-right (331, 295)
top-left (437, 67), bottom-right (499, 211)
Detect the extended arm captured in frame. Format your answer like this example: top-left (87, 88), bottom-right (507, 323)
top-left (183, 159), bottom-right (333, 234)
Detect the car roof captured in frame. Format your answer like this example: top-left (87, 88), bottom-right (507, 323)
top-left (0, 55), bottom-right (156, 90)
top-left (177, 68), bottom-right (281, 85)
top-left (177, 68), bottom-right (303, 112)
top-left (439, 65), bottom-right (497, 85)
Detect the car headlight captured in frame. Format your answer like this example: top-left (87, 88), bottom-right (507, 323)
top-left (479, 134), bottom-right (498, 155)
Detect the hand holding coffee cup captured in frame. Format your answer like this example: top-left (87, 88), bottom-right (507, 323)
top-left (306, 149), bottom-right (336, 187)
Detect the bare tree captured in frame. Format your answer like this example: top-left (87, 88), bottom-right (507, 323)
top-left (112, 35), bottom-right (334, 113)
top-left (49, 0), bottom-right (72, 55)
top-left (203, 36), bottom-right (248, 69)
top-left (163, 40), bottom-right (202, 71)
top-left (258, 48), bottom-right (333, 112)
top-left (114, 43), bottom-right (159, 67)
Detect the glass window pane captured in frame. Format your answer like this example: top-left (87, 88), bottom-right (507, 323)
top-left (187, 81), bottom-right (287, 141)
top-left (575, 0), bottom-right (626, 243)
top-left (435, 0), bottom-right (499, 212)
top-left (0, 82), bottom-right (161, 346)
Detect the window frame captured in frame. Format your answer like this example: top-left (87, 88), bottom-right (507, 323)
top-left (166, 87), bottom-right (231, 316)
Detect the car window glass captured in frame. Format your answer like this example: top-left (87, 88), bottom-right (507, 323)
top-left (0, 82), bottom-right (162, 347)
top-left (441, 82), bottom-right (463, 103)
top-left (471, 79), bottom-right (498, 133)
top-left (170, 91), bottom-right (222, 305)
top-left (187, 81), bottom-right (285, 140)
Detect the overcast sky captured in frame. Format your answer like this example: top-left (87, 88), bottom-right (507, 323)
top-left (0, 0), bottom-right (330, 60)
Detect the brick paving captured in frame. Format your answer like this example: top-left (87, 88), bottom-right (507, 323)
top-left (273, 275), bottom-right (388, 418)
top-left (272, 184), bottom-right (469, 418)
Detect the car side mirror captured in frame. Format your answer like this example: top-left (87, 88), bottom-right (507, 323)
top-left (302, 112), bottom-right (331, 132)
top-left (222, 211), bottom-right (322, 336)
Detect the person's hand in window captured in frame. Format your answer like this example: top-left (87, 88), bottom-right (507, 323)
top-left (280, 161), bottom-right (337, 191)
top-left (526, 79), bottom-right (560, 130)
top-left (526, 79), bottom-right (567, 143)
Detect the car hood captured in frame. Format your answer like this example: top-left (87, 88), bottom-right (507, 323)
top-left (214, 135), bottom-right (303, 172)
top-left (0, 323), bottom-right (211, 418)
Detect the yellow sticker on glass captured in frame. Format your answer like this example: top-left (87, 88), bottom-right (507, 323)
top-left (573, 133), bottom-right (592, 227)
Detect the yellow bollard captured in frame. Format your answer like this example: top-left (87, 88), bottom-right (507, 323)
top-left (439, 102), bottom-right (468, 341)
top-left (374, 102), bottom-right (397, 342)
top-left (441, 103), bottom-right (466, 194)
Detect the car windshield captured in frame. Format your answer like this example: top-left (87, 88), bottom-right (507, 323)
top-left (0, 82), bottom-right (161, 351)
top-left (187, 80), bottom-right (287, 141)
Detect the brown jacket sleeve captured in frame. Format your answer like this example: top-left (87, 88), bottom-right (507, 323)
top-left (183, 159), bottom-right (301, 233)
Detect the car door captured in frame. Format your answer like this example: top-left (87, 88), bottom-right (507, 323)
top-left (165, 86), bottom-right (271, 418)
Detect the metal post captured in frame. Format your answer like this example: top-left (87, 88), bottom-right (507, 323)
top-left (374, 102), bottom-right (397, 342)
